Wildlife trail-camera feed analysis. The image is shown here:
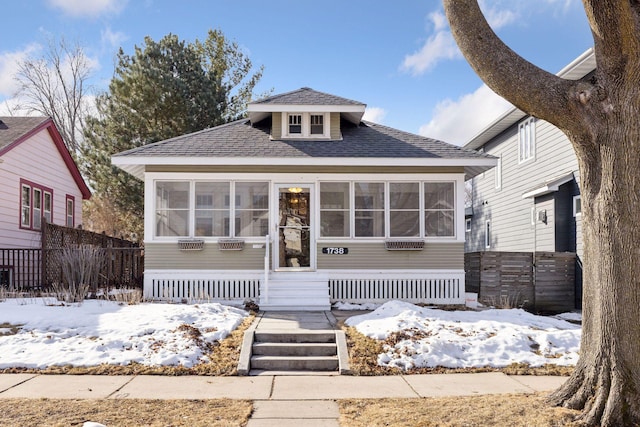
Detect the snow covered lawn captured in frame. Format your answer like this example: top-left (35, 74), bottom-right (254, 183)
top-left (345, 301), bottom-right (581, 371)
top-left (0, 298), bottom-right (248, 369)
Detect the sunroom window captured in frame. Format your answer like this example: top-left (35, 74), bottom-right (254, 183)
top-left (389, 183), bottom-right (420, 237)
top-left (156, 181), bottom-right (190, 237)
top-left (235, 182), bottom-right (269, 237)
top-left (355, 182), bottom-right (385, 237)
top-left (194, 182), bottom-right (229, 237)
top-left (320, 182), bottom-right (350, 237)
top-left (424, 182), bottom-right (455, 236)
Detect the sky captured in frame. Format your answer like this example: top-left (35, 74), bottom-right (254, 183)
top-left (0, 298), bottom-right (580, 370)
top-left (0, 0), bottom-right (593, 145)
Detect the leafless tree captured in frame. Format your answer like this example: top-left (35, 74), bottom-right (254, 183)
top-left (443, 2), bottom-right (640, 425)
top-left (13, 37), bottom-right (94, 153)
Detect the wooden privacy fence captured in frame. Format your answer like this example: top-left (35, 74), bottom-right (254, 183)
top-left (464, 251), bottom-right (576, 313)
top-left (0, 223), bottom-right (143, 291)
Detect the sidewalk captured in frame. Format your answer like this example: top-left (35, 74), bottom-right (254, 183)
top-left (0, 372), bottom-right (566, 426)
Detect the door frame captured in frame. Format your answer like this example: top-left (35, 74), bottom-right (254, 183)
top-left (273, 183), bottom-right (316, 272)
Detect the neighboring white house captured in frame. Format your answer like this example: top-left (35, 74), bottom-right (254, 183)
top-left (112, 87), bottom-right (496, 310)
top-left (0, 116), bottom-right (91, 287)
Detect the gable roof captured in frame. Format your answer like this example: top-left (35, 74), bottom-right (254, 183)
top-left (464, 48), bottom-right (596, 150)
top-left (0, 116), bottom-right (91, 200)
top-left (248, 87), bottom-right (366, 124)
top-left (112, 116), bottom-right (496, 181)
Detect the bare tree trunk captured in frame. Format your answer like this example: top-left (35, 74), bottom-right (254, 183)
top-left (549, 118), bottom-right (640, 426)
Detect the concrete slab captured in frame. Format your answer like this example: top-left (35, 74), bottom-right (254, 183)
top-left (111, 375), bottom-right (273, 399)
top-left (0, 374), bottom-right (37, 393)
top-left (271, 375), bottom-right (419, 399)
top-left (252, 400), bottom-right (339, 419)
top-left (404, 372), bottom-right (533, 397)
top-left (508, 375), bottom-right (567, 392)
top-left (247, 419), bottom-right (339, 427)
top-left (0, 375), bottom-right (133, 399)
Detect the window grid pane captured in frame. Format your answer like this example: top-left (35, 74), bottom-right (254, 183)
top-left (235, 182), bottom-right (270, 237)
top-left (320, 182), bottom-right (350, 237)
top-left (389, 183), bottom-right (419, 237)
top-left (194, 182), bottom-right (230, 237)
top-left (355, 182), bottom-right (385, 237)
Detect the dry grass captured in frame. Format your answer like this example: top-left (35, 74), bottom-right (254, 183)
top-left (0, 398), bottom-right (252, 427)
top-left (0, 315), bottom-right (255, 376)
top-left (339, 393), bottom-right (581, 427)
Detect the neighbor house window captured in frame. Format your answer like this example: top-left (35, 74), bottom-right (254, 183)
top-left (424, 182), bottom-right (455, 237)
top-left (573, 195), bottom-right (582, 217)
top-left (389, 183), bottom-right (420, 237)
top-left (20, 180), bottom-right (53, 231)
top-left (320, 182), bottom-right (350, 237)
top-left (21, 184), bottom-right (31, 228)
top-left (65, 195), bottom-right (75, 228)
top-left (465, 218), bottom-right (471, 232)
top-left (354, 182), bottom-right (385, 237)
top-left (518, 118), bottom-right (536, 163)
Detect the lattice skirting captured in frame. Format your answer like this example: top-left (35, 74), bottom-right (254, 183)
top-left (144, 270), bottom-right (465, 305)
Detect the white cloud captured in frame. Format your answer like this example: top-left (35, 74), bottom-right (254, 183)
top-left (419, 84), bottom-right (512, 145)
top-left (47, 0), bottom-right (127, 17)
top-left (0, 44), bottom-right (41, 97)
top-left (363, 107), bottom-right (387, 124)
top-left (101, 27), bottom-right (128, 51)
top-left (400, 11), bottom-right (462, 76)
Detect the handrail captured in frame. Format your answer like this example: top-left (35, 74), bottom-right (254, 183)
top-left (263, 234), bottom-right (270, 304)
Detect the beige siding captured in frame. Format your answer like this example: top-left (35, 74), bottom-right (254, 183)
top-left (145, 243), bottom-right (264, 270)
top-left (317, 242), bottom-right (464, 269)
top-left (271, 113), bottom-right (282, 139)
top-left (330, 112), bottom-right (341, 140)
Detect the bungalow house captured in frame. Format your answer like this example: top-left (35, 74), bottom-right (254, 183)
top-left (0, 116), bottom-right (91, 286)
top-left (112, 87), bottom-right (496, 310)
top-left (463, 49), bottom-right (595, 309)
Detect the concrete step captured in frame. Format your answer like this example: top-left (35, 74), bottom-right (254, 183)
top-left (254, 331), bottom-right (336, 343)
top-left (250, 355), bottom-right (339, 371)
top-left (253, 342), bottom-right (337, 357)
top-left (259, 303), bottom-right (332, 311)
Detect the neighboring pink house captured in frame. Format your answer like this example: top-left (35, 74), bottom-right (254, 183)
top-left (0, 117), bottom-right (91, 249)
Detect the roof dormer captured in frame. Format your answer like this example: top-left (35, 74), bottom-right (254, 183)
top-left (247, 87), bottom-right (366, 140)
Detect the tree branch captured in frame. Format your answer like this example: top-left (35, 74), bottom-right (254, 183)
top-left (442, 0), bottom-right (581, 130)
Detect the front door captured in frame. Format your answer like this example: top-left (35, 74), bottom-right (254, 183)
top-left (276, 185), bottom-right (314, 270)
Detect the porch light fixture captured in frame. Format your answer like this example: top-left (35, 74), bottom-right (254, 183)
top-left (288, 187), bottom-right (303, 193)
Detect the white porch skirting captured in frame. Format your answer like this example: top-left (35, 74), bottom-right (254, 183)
top-left (143, 269), bottom-right (465, 306)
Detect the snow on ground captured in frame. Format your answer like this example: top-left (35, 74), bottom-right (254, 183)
top-left (0, 298), bottom-right (247, 369)
top-left (345, 301), bottom-right (581, 371)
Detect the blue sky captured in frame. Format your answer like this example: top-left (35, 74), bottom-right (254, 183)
top-left (0, 0), bottom-right (593, 145)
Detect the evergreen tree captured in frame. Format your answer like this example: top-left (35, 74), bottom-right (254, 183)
top-left (81, 30), bottom-right (264, 239)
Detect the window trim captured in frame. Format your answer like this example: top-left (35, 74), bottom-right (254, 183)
top-left (282, 112), bottom-right (330, 139)
top-left (518, 117), bottom-right (536, 164)
top-left (494, 155), bottom-right (502, 190)
top-left (19, 179), bottom-right (54, 231)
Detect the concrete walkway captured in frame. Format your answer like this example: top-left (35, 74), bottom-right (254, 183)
top-left (0, 372), bottom-right (567, 426)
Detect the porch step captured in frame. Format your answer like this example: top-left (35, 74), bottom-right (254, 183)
top-left (249, 331), bottom-right (338, 374)
top-left (259, 276), bottom-right (330, 311)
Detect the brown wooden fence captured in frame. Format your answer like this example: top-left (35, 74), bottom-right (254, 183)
top-left (464, 251), bottom-right (576, 313)
top-left (0, 223), bottom-right (143, 291)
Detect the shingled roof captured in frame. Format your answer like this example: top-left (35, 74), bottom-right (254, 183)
top-left (251, 87), bottom-right (364, 106)
top-left (113, 117), bottom-right (495, 180)
top-left (0, 116), bottom-right (50, 153)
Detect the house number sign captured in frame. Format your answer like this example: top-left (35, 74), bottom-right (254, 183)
top-left (322, 247), bottom-right (349, 255)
